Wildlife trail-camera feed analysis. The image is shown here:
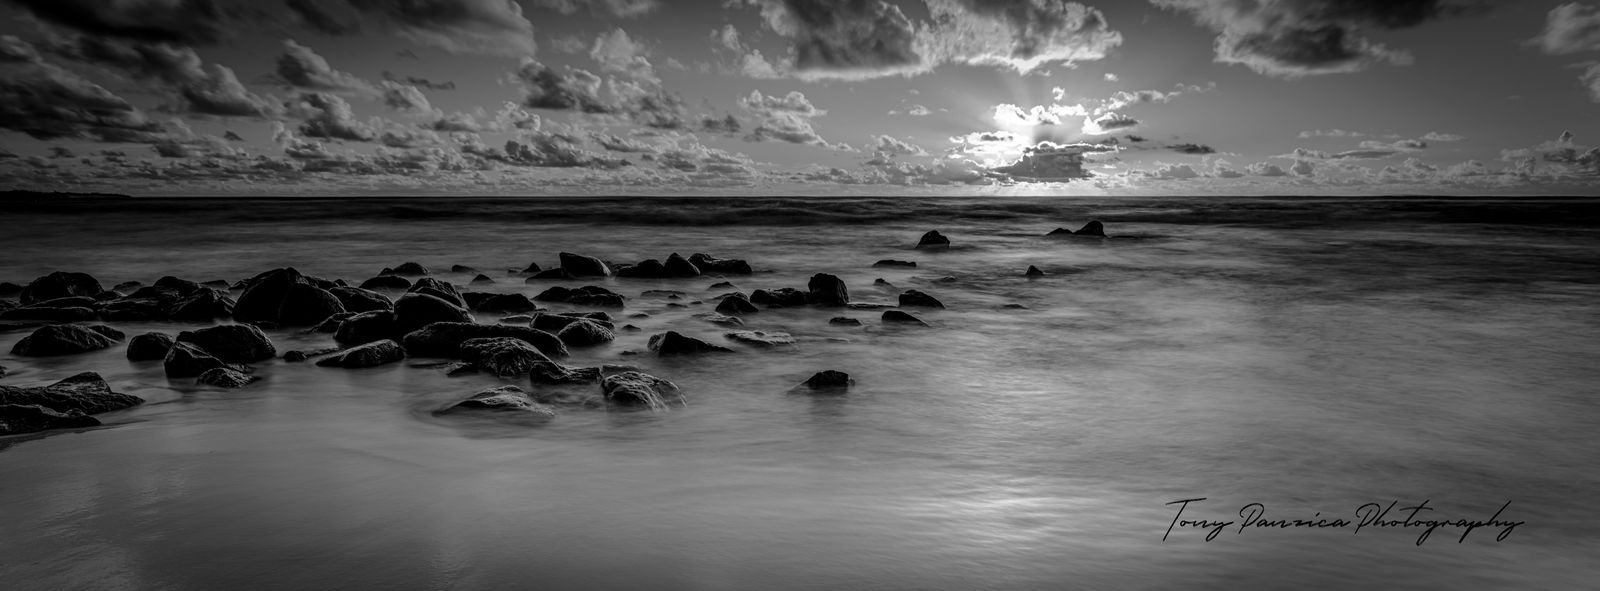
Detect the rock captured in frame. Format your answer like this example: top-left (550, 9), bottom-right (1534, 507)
top-left (526, 268), bottom-right (575, 281)
top-left (1026, 265), bottom-right (1046, 277)
top-left (882, 310), bottom-right (929, 326)
top-left (802, 370), bottom-right (852, 391)
top-left (898, 290), bottom-right (945, 309)
top-left (233, 268), bottom-right (306, 324)
top-left (11, 324), bottom-right (120, 356)
top-left (708, 282), bottom-right (738, 290)
top-left (534, 286), bottom-right (625, 308)
top-left (471, 293), bottom-right (539, 314)
top-left (126, 332), bottom-right (175, 361)
top-left (749, 287), bottom-right (808, 308)
top-left (451, 265), bottom-right (478, 274)
top-left (277, 282), bottom-right (346, 326)
top-left (806, 273), bottom-right (850, 307)
top-left (724, 331), bottom-right (795, 347)
top-left (695, 313), bottom-right (744, 327)
top-left (615, 259), bottom-right (667, 278)
top-left (470, 274), bottom-right (494, 284)
top-left (663, 253), bottom-right (701, 277)
top-left (393, 293), bottom-right (474, 336)
top-left (283, 347), bottom-right (339, 362)
top-left (316, 340), bottom-right (405, 369)
top-left (0, 404), bottom-right (100, 435)
top-left (359, 275), bottom-right (412, 291)
top-left (500, 314), bottom-right (534, 324)
top-left (873, 278), bottom-right (895, 288)
top-left (1, 306), bottom-right (97, 322)
top-left (1046, 227), bottom-right (1074, 236)
top-left (529, 360), bottom-right (602, 385)
top-left (335, 310), bottom-right (398, 345)
top-left (622, 324), bottom-right (641, 332)
top-left (829, 317), bottom-right (862, 326)
top-left (20, 272), bottom-right (103, 305)
top-left (714, 294), bottom-right (759, 316)
top-left (407, 277), bottom-right (465, 308)
top-left (521, 262), bottom-right (543, 274)
top-left (0, 281), bottom-right (23, 298)
top-left (0, 364), bottom-right (7, 377)
top-left (916, 230), bottom-right (950, 249)
top-left (389, 262), bottom-right (430, 276)
top-left (1002, 304), bottom-right (1029, 310)
top-left (401, 323), bottom-right (568, 358)
top-left (197, 367), bottom-right (258, 388)
top-left (846, 302), bottom-right (896, 310)
top-left (600, 371), bottom-right (682, 410)
top-left (110, 281), bottom-right (142, 294)
top-left (557, 319), bottom-right (615, 347)
top-left (312, 313), bottom-right (354, 334)
top-left (176, 324), bottom-right (276, 363)
top-left (24, 296), bottom-right (97, 309)
top-left (436, 385), bottom-right (556, 418)
top-left (1076, 220), bottom-right (1106, 237)
top-left (169, 289), bottom-right (235, 321)
top-left (873, 260), bottom-right (917, 268)
top-left (648, 331), bottom-right (734, 356)
top-left (559, 252), bottom-right (611, 277)
top-left (163, 342), bottom-right (242, 378)
top-left (0, 372), bottom-right (142, 416)
top-left (688, 253), bottom-right (753, 275)
top-left (459, 337), bottom-right (549, 376)
top-left (329, 286), bottom-right (393, 313)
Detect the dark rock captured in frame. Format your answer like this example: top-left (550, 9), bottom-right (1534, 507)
top-left (688, 253), bottom-right (753, 275)
top-left (233, 268), bottom-right (306, 324)
top-left (616, 259), bottom-right (667, 278)
top-left (164, 342), bottom-right (242, 378)
top-left (27, 296), bottom-right (98, 309)
top-left (628, 313), bottom-right (650, 319)
top-left (521, 261), bottom-right (543, 274)
top-left (359, 275), bottom-right (412, 291)
top-left (111, 281), bottom-right (143, 294)
top-left (0, 281), bottom-right (23, 298)
top-left (648, 331), bottom-right (734, 356)
top-left (316, 340), bottom-right (405, 369)
top-left (526, 268), bottom-right (575, 281)
top-left (750, 287), bottom-right (808, 308)
top-left (0, 404), bottom-right (100, 435)
top-left (622, 324), bottom-right (641, 332)
top-left (916, 231), bottom-right (950, 249)
top-left (329, 286), bottom-right (393, 313)
top-left (557, 319), bottom-right (614, 347)
top-left (459, 337), bottom-right (549, 376)
top-left (277, 282), bottom-right (346, 326)
top-left (11, 324), bottom-right (119, 356)
top-left (802, 370), bottom-right (852, 390)
top-left (85, 325), bottom-right (125, 342)
top-left (708, 282), bottom-right (737, 290)
top-left (1076, 220), bottom-right (1106, 237)
top-left (532, 312), bottom-right (614, 332)
top-left (335, 310), bottom-right (398, 345)
top-left (1002, 304), bottom-right (1029, 310)
top-left (695, 313), bottom-right (744, 327)
top-left (202, 280), bottom-right (231, 289)
top-left (499, 315), bottom-right (534, 324)
top-left (393, 293), bottom-right (473, 336)
top-left (873, 260), bottom-right (917, 268)
top-left (20, 272), bottom-right (103, 305)
top-left (535, 286), bottom-right (625, 308)
top-left (806, 273), bottom-right (849, 307)
top-left (663, 253), bottom-right (701, 277)
top-left (829, 317), bottom-right (862, 326)
top-left (1047, 227), bottom-right (1074, 236)
top-left (169, 289), bottom-right (235, 321)
top-left (529, 360), bottom-right (601, 385)
top-left (389, 262), bottom-right (430, 276)
top-left (283, 347), bottom-right (339, 362)
top-left (0, 372), bottom-right (142, 416)
top-left (715, 294), bottom-right (759, 316)
top-left (898, 290), bottom-right (945, 309)
top-left (407, 277), bottom-right (465, 308)
top-left (559, 252), bottom-right (611, 277)
top-left (126, 332), bottom-right (175, 361)
top-left (436, 385), bottom-right (555, 418)
top-left (197, 367), bottom-right (258, 388)
top-left (1, 306), bottom-right (97, 322)
top-left (641, 290), bottom-right (686, 298)
top-left (471, 293), bottom-right (539, 314)
top-left (401, 323), bottom-right (568, 358)
top-left (724, 331), bottom-right (795, 347)
top-left (873, 278), bottom-right (894, 288)
top-left (176, 324), bottom-right (276, 363)
top-left (1026, 265), bottom-right (1046, 277)
top-left (451, 265), bottom-right (478, 274)
top-left (470, 274), bottom-right (494, 284)
top-left (882, 310), bottom-right (929, 326)
top-left (601, 371), bottom-right (682, 410)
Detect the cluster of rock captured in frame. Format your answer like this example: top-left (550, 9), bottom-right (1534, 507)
top-left (0, 372), bottom-right (142, 435)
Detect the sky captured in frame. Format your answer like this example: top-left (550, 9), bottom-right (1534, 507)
top-left (1, 0), bottom-right (1599, 196)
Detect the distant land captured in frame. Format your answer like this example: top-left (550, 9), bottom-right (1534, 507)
top-left (1, 190), bottom-right (133, 200)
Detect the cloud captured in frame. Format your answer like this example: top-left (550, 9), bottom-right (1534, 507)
top-left (1299, 129), bottom-right (1368, 138)
top-left (283, 0), bottom-right (539, 56)
top-left (289, 92), bottom-right (377, 141)
top-left (589, 28), bottom-right (656, 82)
top-left (990, 141), bottom-right (1106, 180)
top-left (41, 34), bottom-right (281, 118)
top-left (1150, 0), bottom-right (1476, 77)
top-left (1421, 132), bottom-right (1466, 142)
top-left (276, 40), bottom-right (376, 93)
top-left (5, 0), bottom-right (231, 45)
top-left (738, 89), bottom-right (850, 149)
top-left (1532, 3), bottom-right (1600, 55)
top-left (1248, 161), bottom-right (1289, 176)
top-left (920, 0), bottom-right (1124, 73)
top-left (0, 37), bottom-right (165, 140)
top-left (382, 81), bottom-right (435, 113)
top-left (768, 0), bottom-right (925, 80)
top-left (1292, 159), bottom-right (1315, 176)
top-left (518, 60), bottom-right (612, 112)
top-left (1582, 63), bottom-right (1600, 102)
top-left (1171, 143), bottom-right (1215, 154)
top-left (871, 135), bottom-right (928, 157)
top-left (516, 58), bottom-right (688, 128)
top-left (1100, 83), bottom-right (1214, 110)
top-left (430, 102), bottom-right (541, 133)
top-left (1500, 130), bottom-right (1600, 176)
top-left (710, 24), bottom-right (784, 78)
top-left (383, 72), bottom-right (456, 91)
top-left (1146, 163), bottom-right (1201, 179)
top-left (530, 0), bottom-right (661, 17)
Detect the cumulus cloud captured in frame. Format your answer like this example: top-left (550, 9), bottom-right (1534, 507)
top-left (289, 92), bottom-right (377, 142)
top-left (1422, 131), bottom-right (1466, 142)
top-left (41, 34), bottom-right (281, 118)
top-left (710, 24), bottom-right (785, 78)
top-left (0, 36), bottom-right (164, 140)
top-left (763, 0), bottom-right (924, 80)
top-left (738, 89), bottom-right (850, 149)
top-left (1248, 161), bottom-right (1289, 176)
top-left (920, 0), bottom-right (1124, 73)
top-left (1146, 163), bottom-right (1201, 179)
top-left (531, 0), bottom-right (660, 17)
top-left (284, 0), bottom-right (539, 56)
top-left (589, 28), bottom-right (656, 82)
top-left (1500, 130), bottom-right (1600, 176)
top-left (1532, 3), bottom-right (1600, 55)
top-left (382, 81), bottom-right (435, 113)
top-left (276, 40), bottom-right (376, 93)
top-left (516, 58), bottom-right (687, 129)
top-left (1171, 143), bottom-right (1216, 154)
top-left (383, 72), bottom-right (456, 91)
top-left (6, 0), bottom-right (232, 45)
top-left (1151, 0), bottom-right (1477, 77)
top-left (990, 141), bottom-right (1107, 180)
top-left (871, 135), bottom-right (929, 157)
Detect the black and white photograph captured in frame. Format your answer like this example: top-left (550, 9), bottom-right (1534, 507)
top-left (1, 1), bottom-right (1597, 589)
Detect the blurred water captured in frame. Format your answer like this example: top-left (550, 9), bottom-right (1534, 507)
top-left (1, 196), bottom-right (1598, 590)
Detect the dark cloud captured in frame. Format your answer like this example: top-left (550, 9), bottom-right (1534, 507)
top-left (42, 34), bottom-right (280, 118)
top-left (1151, 0), bottom-right (1481, 77)
top-left (1171, 143), bottom-right (1215, 154)
top-left (276, 40), bottom-right (376, 93)
top-left (283, 0), bottom-right (538, 56)
top-left (518, 60), bottom-right (612, 112)
top-left (383, 71), bottom-right (456, 90)
top-left (925, 0), bottom-right (1123, 72)
top-left (530, 0), bottom-right (660, 18)
top-left (990, 142), bottom-right (1106, 180)
top-left (702, 113), bottom-right (743, 134)
top-left (382, 81), bottom-right (435, 113)
top-left (5, 0), bottom-right (230, 45)
top-left (738, 89), bottom-right (850, 149)
top-left (0, 36), bottom-right (165, 140)
top-left (289, 92), bottom-right (377, 141)
top-left (748, 0), bottom-right (923, 79)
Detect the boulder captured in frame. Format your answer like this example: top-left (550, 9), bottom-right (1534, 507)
top-left (663, 253), bottom-right (701, 277)
top-left (648, 331), bottom-right (734, 356)
top-left (110, 281), bottom-right (143, 294)
top-left (714, 294), bottom-right (759, 316)
top-left (882, 310), bottom-right (929, 326)
top-left (169, 289), bottom-right (235, 321)
top-left (1, 306), bottom-right (97, 322)
top-left (1046, 227), bottom-right (1074, 236)
top-left (724, 331), bottom-right (795, 347)
top-left (335, 310), bottom-right (398, 345)
top-left (329, 286), bottom-right (393, 313)
top-left (11, 324), bottom-right (120, 356)
top-left (695, 313), bottom-right (744, 327)
top-left (164, 342), bottom-right (242, 378)
top-left (451, 265), bottom-right (478, 274)
top-left (526, 268), bottom-right (576, 281)
top-left (898, 290), bottom-right (945, 309)
top-left (283, 347), bottom-right (339, 362)
top-left (435, 385), bottom-right (556, 418)
top-left (1026, 265), bottom-right (1046, 277)
top-left (688, 253), bottom-right (753, 275)
top-left (471, 293), bottom-right (539, 314)
top-left (197, 367), bottom-right (258, 388)
top-left (470, 274), bottom-right (494, 284)
top-left (802, 370), bottom-right (852, 391)
top-left (316, 339), bottom-right (405, 369)
top-left (393, 293), bottom-right (473, 336)
top-left (559, 252), bottom-right (610, 277)
top-left (23, 296), bottom-right (97, 309)
top-left (0, 404), bottom-right (100, 435)
top-left (126, 332), bottom-right (175, 361)
top-left (408, 277), bottom-right (465, 308)
top-left (708, 282), bottom-right (738, 290)
top-left (750, 288), bottom-right (808, 308)
top-left (532, 312), bottom-right (614, 332)
top-left (277, 282), bottom-right (346, 326)
top-left (615, 259), bottom-right (667, 278)
top-left (459, 337), bottom-right (549, 376)
top-left (529, 361), bottom-right (601, 385)
top-left (916, 231), bottom-right (950, 249)
top-left (1076, 220), bottom-right (1106, 237)
top-left (359, 275), bottom-right (412, 291)
top-left (500, 315), bottom-right (534, 324)
top-left (401, 323), bottom-right (568, 358)
top-left (829, 317), bottom-right (862, 326)
top-left (806, 273), bottom-right (849, 307)
top-left (600, 371), bottom-right (683, 410)
top-left (389, 262), bottom-right (430, 276)
top-left (20, 272), bottom-right (103, 305)
top-left (0, 372), bottom-right (142, 416)
top-left (233, 267), bottom-right (306, 324)
top-left (534, 286), bottom-right (625, 308)
top-left (873, 260), bottom-right (917, 268)
top-left (641, 289), bottom-right (686, 299)
top-left (521, 262), bottom-right (542, 274)
top-left (557, 319), bottom-right (615, 347)
top-left (176, 324), bottom-right (276, 363)
top-left (0, 281), bottom-right (23, 298)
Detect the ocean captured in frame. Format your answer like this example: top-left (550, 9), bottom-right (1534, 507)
top-left (1, 196), bottom-right (1598, 590)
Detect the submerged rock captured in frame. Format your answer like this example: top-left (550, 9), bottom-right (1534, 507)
top-left (0, 305), bottom-right (96, 322)
top-left (529, 361), bottom-right (601, 385)
top-left (436, 385), bottom-right (556, 419)
top-left (557, 319), bottom-right (615, 347)
top-left (559, 252), bottom-right (611, 277)
top-left (329, 286), bottom-right (393, 313)
top-left (724, 331), bottom-right (795, 347)
top-left (694, 313), bottom-right (744, 327)
top-left (714, 293), bottom-right (759, 316)
top-left (407, 277), bottom-right (466, 308)
top-left (1076, 220), bottom-right (1107, 237)
top-left (600, 371), bottom-right (682, 410)
top-left (750, 288), bottom-right (808, 308)
top-left (898, 289), bottom-right (945, 309)
top-left (316, 340), bottom-right (405, 369)
top-left (459, 337), bottom-right (549, 376)
top-left (176, 324), bottom-right (276, 363)
top-left (616, 259), bottom-right (667, 279)
top-left (335, 310), bottom-right (398, 345)
top-left (688, 253), bottom-right (753, 275)
top-left (648, 331), bottom-right (733, 356)
top-left (521, 262), bottom-right (543, 274)
top-left (1046, 227), bottom-right (1074, 236)
top-left (20, 272), bottom-right (103, 305)
top-left (470, 274), bottom-right (494, 284)
top-left (451, 265), bottom-right (478, 274)
top-left (393, 293), bottom-right (474, 336)
top-left (197, 367), bottom-right (258, 389)
top-left (916, 231), bottom-right (950, 249)
top-left (663, 253), bottom-right (701, 277)
top-left (881, 310), bottom-right (929, 326)
top-left (873, 260), bottom-right (917, 268)
top-left (389, 262), bottom-right (430, 276)
top-left (163, 342), bottom-right (245, 378)
top-left (806, 273), bottom-right (849, 307)
top-left (801, 370), bottom-right (852, 391)
top-left (0, 372), bottom-right (142, 417)
top-left (11, 324), bottom-right (121, 356)
top-left (359, 275), bottom-right (412, 291)
top-left (126, 332), bottom-right (175, 361)
top-left (283, 347), bottom-right (340, 362)
top-left (470, 293), bottom-right (539, 314)
top-left (1026, 265), bottom-right (1046, 277)
top-left (829, 317), bottom-right (862, 326)
top-left (526, 268), bottom-right (576, 281)
top-left (278, 282), bottom-right (346, 326)
top-left (534, 286), bottom-right (625, 308)
top-left (0, 404), bottom-right (100, 435)
top-left (401, 322), bottom-right (568, 358)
